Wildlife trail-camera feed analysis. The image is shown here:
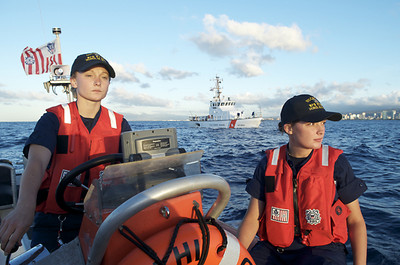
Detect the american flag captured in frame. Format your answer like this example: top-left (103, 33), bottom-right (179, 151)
top-left (271, 207), bottom-right (289, 223)
top-left (20, 39), bottom-right (62, 75)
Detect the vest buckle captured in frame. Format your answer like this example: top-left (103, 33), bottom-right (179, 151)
top-left (276, 247), bottom-right (285, 253)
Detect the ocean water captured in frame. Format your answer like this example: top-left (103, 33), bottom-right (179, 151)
top-left (0, 120), bottom-right (399, 264)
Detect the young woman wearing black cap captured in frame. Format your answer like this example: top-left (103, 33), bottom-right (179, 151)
top-left (0, 53), bottom-right (131, 254)
top-left (238, 95), bottom-right (367, 265)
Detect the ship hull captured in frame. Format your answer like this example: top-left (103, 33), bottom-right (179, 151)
top-left (189, 117), bottom-right (262, 128)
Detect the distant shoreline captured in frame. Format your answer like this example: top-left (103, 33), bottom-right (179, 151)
top-left (1, 119), bottom-right (400, 123)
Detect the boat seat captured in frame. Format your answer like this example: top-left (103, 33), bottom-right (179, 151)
top-left (0, 185), bottom-right (13, 206)
top-left (0, 160), bottom-right (17, 210)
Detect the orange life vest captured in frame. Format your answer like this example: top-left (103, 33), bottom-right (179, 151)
top-left (258, 145), bottom-right (351, 247)
top-left (36, 102), bottom-right (123, 214)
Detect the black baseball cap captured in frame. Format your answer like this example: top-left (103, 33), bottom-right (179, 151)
top-left (279, 94), bottom-right (342, 126)
top-left (71, 52), bottom-right (115, 78)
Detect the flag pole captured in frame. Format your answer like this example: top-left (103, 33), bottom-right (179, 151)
top-left (43, 27), bottom-right (74, 102)
top-left (52, 27), bottom-right (63, 64)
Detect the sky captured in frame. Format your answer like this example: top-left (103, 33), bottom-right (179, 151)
top-left (0, 0), bottom-right (399, 121)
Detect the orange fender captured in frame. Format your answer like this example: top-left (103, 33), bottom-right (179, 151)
top-left (118, 222), bottom-right (255, 265)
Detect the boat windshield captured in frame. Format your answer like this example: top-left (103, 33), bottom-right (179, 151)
top-left (83, 150), bottom-right (203, 222)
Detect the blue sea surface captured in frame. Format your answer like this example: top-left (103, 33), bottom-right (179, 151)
top-left (0, 120), bottom-right (399, 264)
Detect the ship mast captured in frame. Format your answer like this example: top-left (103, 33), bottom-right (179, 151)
top-left (211, 76), bottom-right (223, 102)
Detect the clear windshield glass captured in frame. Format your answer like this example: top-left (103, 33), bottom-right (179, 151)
top-left (83, 150), bottom-right (203, 224)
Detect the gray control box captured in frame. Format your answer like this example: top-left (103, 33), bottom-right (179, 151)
top-left (121, 128), bottom-right (178, 162)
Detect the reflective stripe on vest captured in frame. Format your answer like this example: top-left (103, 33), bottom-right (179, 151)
top-left (322, 144), bottom-right (329, 166)
top-left (108, 109), bottom-right (117, 129)
top-left (271, 147), bottom-right (280, 166)
top-left (61, 103), bottom-right (71, 124)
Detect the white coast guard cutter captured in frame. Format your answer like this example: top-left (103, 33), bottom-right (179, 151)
top-left (189, 76), bottom-right (262, 129)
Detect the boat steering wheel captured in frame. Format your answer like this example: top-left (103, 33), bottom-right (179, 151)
top-left (55, 153), bottom-right (123, 214)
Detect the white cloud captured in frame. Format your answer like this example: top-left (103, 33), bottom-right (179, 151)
top-left (296, 79), bottom-right (371, 100)
top-left (184, 93), bottom-right (209, 102)
top-left (230, 59), bottom-right (264, 77)
top-left (190, 14), bottom-right (312, 77)
top-left (110, 61), bottom-right (140, 83)
top-left (108, 86), bottom-right (172, 108)
top-left (327, 90), bottom-right (400, 113)
top-left (218, 15), bottom-right (311, 51)
top-left (189, 33), bottom-right (235, 57)
top-left (230, 50), bottom-right (274, 77)
top-left (0, 88), bottom-right (55, 102)
top-left (0, 89), bottom-right (15, 100)
top-left (112, 61), bottom-right (197, 82)
top-left (132, 63), bottom-right (153, 78)
top-left (159, 67), bottom-right (198, 80)
top-left (140, 83), bottom-right (151, 89)
top-left (214, 79), bottom-right (398, 118)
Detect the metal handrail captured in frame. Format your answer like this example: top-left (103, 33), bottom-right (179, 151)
top-left (86, 173), bottom-right (231, 265)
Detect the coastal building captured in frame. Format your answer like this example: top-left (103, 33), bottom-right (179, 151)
top-left (342, 109), bottom-right (399, 120)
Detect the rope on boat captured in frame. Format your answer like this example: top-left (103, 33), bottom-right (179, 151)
top-left (118, 201), bottom-right (228, 265)
top-left (193, 202), bottom-right (208, 265)
top-left (119, 225), bottom-right (163, 264)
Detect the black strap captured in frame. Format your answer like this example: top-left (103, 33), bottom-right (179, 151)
top-left (293, 177), bottom-right (300, 235)
top-left (36, 188), bottom-right (49, 205)
top-left (264, 175), bottom-right (275, 193)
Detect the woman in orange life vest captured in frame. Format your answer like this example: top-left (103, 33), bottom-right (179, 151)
top-left (0, 53), bottom-right (131, 254)
top-left (238, 95), bottom-right (367, 265)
